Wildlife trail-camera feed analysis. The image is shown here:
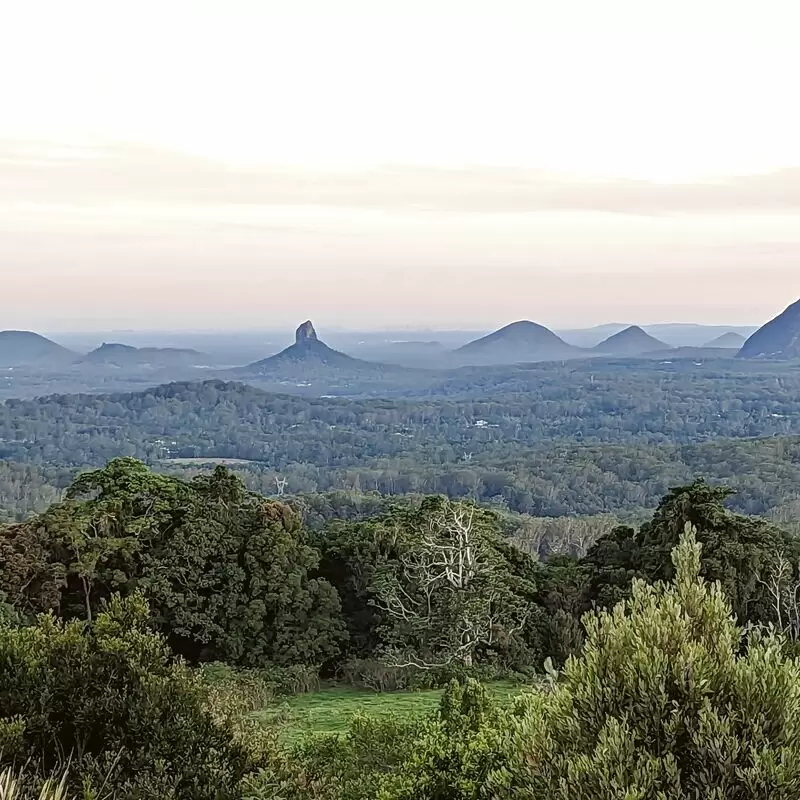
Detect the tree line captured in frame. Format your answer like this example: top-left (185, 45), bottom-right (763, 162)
top-left (4, 432), bottom-right (800, 525)
top-left (3, 459), bottom-right (798, 672)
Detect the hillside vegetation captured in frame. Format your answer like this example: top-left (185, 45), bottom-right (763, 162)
top-left (2, 378), bottom-right (800, 522)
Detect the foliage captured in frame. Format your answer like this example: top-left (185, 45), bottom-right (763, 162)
top-left (313, 497), bottom-right (543, 670)
top-left (346, 528), bottom-right (800, 799)
top-left (244, 682), bottom-right (525, 800)
top-left (529, 555), bottom-right (587, 665)
top-left (371, 498), bottom-right (534, 668)
top-left (245, 712), bottom-right (425, 800)
top-left (0, 459), bottom-right (347, 667)
top-left (377, 679), bottom-right (510, 800)
top-left (0, 594), bottom-right (260, 800)
top-left (0, 463), bottom-right (69, 524)
top-left (3, 375), bottom-right (800, 523)
top-left (339, 658), bottom-right (525, 692)
top-left (199, 662), bottom-right (320, 714)
top-left (582, 480), bottom-right (800, 626)
top-left (0, 768), bottom-right (70, 800)
top-left (484, 526), bottom-right (800, 798)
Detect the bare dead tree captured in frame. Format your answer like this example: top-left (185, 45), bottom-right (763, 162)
top-left (760, 554), bottom-right (800, 641)
top-left (374, 499), bottom-right (525, 668)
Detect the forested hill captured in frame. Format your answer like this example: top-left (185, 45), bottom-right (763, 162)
top-left (3, 436), bottom-right (800, 523)
top-left (1, 378), bottom-right (800, 522)
top-left (2, 375), bottom-right (800, 468)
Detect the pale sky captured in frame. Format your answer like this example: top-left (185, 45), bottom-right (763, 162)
top-left (2, 0), bottom-right (800, 330)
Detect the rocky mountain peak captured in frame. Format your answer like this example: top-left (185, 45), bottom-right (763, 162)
top-left (295, 321), bottom-right (318, 345)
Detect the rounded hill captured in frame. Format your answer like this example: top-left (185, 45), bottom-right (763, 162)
top-left (0, 331), bottom-right (75, 367)
top-left (455, 320), bottom-right (584, 365)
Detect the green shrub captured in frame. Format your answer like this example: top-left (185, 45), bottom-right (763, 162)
top-left (199, 663), bottom-right (277, 720)
top-left (0, 593), bottom-right (20, 627)
top-left (0, 593), bottom-right (262, 800)
top-left (339, 659), bottom-right (418, 692)
top-left (199, 662), bottom-right (320, 726)
top-left (245, 712), bottom-right (424, 800)
top-left (377, 679), bottom-right (510, 800)
top-left (486, 525), bottom-right (800, 798)
top-left (258, 663), bottom-right (321, 696)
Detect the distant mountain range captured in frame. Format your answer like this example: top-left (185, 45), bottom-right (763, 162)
top-left (2, 305), bottom-right (794, 387)
top-left (0, 331), bottom-right (76, 367)
top-left (454, 321), bottom-right (583, 365)
top-left (738, 299), bottom-right (800, 360)
top-left (558, 323), bottom-right (758, 349)
top-left (81, 343), bottom-right (213, 368)
top-left (594, 326), bottom-right (668, 356)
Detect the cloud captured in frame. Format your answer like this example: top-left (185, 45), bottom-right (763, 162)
top-left (2, 138), bottom-right (800, 215)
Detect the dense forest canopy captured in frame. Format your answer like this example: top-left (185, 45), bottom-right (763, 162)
top-left (3, 459), bottom-right (797, 669)
top-left (1, 375), bottom-right (800, 523)
top-left (2, 368), bottom-right (800, 467)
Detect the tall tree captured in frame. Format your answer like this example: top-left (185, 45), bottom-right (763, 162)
top-left (582, 480), bottom-right (800, 626)
top-left (371, 497), bottom-right (535, 668)
top-left (0, 459), bottom-right (346, 666)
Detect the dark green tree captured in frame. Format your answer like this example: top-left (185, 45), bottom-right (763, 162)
top-left (582, 480), bottom-right (799, 626)
top-left (0, 593), bottom-right (261, 799)
top-left (0, 459), bottom-right (346, 667)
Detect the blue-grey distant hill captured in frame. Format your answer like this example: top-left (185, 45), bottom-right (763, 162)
top-left (455, 320), bottom-right (584, 365)
top-left (240, 321), bottom-right (400, 375)
top-left (0, 331), bottom-right (76, 367)
top-left (738, 300), bottom-right (800, 360)
top-left (704, 332), bottom-right (746, 349)
top-left (81, 343), bottom-right (213, 368)
top-left (593, 326), bottom-right (668, 356)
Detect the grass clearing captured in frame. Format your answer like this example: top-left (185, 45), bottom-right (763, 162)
top-left (257, 681), bottom-right (529, 742)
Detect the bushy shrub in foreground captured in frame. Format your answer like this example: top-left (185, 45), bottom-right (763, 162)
top-left (489, 524), bottom-right (800, 798)
top-left (0, 594), bottom-right (263, 800)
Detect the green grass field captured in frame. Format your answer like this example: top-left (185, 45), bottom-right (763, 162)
top-left (258, 682), bottom-right (528, 741)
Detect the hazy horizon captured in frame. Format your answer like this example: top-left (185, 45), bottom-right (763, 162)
top-left (37, 319), bottom-right (764, 337)
top-left (4, 0), bottom-right (800, 331)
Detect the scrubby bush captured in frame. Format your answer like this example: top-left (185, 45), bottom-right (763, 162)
top-left (200, 662), bottom-right (321, 719)
top-left (340, 657), bottom-right (531, 693)
top-left (378, 679), bottom-right (509, 800)
top-left (486, 525), bottom-right (800, 798)
top-left (0, 593), bottom-right (263, 800)
top-left (245, 712), bottom-right (425, 800)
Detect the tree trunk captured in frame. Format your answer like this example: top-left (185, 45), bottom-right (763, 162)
top-left (81, 576), bottom-right (93, 623)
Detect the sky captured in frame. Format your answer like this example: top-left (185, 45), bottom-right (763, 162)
top-left (2, 0), bottom-right (800, 331)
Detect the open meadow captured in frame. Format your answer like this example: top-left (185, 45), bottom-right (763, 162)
top-left (257, 682), bottom-right (527, 742)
